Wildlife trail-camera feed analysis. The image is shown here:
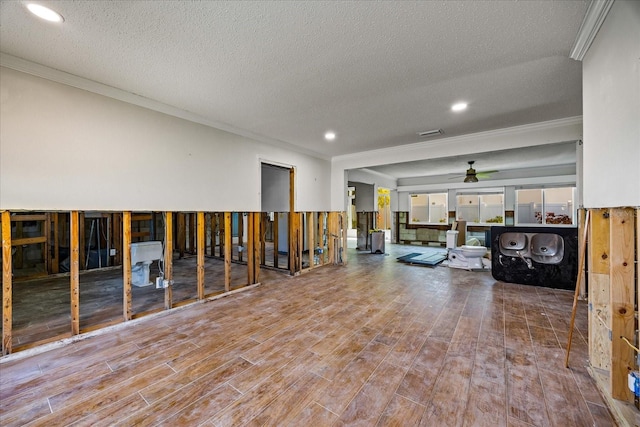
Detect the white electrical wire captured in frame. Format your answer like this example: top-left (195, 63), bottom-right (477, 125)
top-left (621, 336), bottom-right (640, 353)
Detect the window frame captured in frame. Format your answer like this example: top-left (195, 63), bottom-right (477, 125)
top-left (408, 192), bottom-right (448, 225)
top-left (455, 192), bottom-right (505, 225)
top-left (515, 186), bottom-right (576, 226)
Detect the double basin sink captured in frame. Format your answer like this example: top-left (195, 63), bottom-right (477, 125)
top-left (498, 232), bottom-right (564, 265)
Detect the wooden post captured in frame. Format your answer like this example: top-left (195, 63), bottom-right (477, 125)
top-left (122, 211), bottom-right (132, 321)
top-left (327, 212), bottom-right (335, 265)
top-left (224, 212), bottom-right (231, 292)
top-left (164, 212), bottom-right (173, 309)
top-left (253, 212), bottom-right (261, 283)
top-left (197, 212), bottom-right (205, 300)
top-left (297, 213), bottom-right (303, 271)
top-left (588, 209), bottom-right (611, 370)
top-left (70, 211), bottom-right (80, 335)
top-left (609, 208), bottom-right (635, 401)
top-left (637, 208), bottom-right (640, 382)
top-left (247, 213), bottom-right (255, 284)
top-left (2, 211), bottom-right (13, 355)
top-left (289, 167), bottom-right (296, 275)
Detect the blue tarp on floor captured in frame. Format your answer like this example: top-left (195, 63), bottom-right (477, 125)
top-left (396, 248), bottom-right (448, 267)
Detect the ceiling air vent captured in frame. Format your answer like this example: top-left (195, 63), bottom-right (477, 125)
top-left (417, 129), bottom-right (443, 138)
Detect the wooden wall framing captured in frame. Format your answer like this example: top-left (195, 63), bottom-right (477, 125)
top-left (0, 209), bottom-right (344, 355)
top-left (2, 211), bottom-right (12, 355)
top-left (587, 207), bottom-right (639, 403)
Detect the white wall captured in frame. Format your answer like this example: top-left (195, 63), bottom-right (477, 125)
top-left (0, 67), bottom-right (332, 212)
top-left (582, 0), bottom-right (640, 207)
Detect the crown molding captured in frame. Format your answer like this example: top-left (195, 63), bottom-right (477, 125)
top-left (569, 0), bottom-right (615, 61)
top-left (0, 53), bottom-right (330, 161)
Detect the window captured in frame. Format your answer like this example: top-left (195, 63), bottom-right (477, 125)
top-left (516, 187), bottom-right (575, 225)
top-left (409, 193), bottom-right (447, 224)
top-left (456, 193), bottom-right (504, 224)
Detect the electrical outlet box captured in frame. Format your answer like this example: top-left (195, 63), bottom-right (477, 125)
top-left (155, 277), bottom-right (163, 289)
top-left (109, 248), bottom-right (117, 256)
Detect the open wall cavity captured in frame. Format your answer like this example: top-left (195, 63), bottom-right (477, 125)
top-left (0, 209), bottom-right (346, 354)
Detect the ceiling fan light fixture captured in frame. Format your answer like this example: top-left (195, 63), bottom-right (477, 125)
top-left (464, 160), bottom-right (479, 183)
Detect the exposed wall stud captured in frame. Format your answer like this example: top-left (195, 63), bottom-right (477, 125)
top-left (589, 208), bottom-right (611, 370)
top-left (609, 208), bottom-right (635, 401)
top-left (70, 211), bottom-right (80, 335)
top-left (165, 212), bottom-right (173, 310)
top-left (122, 211), bottom-right (132, 321)
top-left (253, 212), bottom-right (261, 283)
top-left (2, 210), bottom-right (13, 355)
top-left (197, 212), bottom-right (205, 300)
top-left (247, 212), bottom-right (255, 284)
top-left (224, 212), bottom-right (231, 291)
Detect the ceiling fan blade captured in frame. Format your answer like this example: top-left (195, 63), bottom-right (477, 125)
top-left (476, 170), bottom-right (498, 178)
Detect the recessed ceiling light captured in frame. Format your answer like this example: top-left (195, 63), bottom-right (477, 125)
top-left (324, 131), bottom-right (336, 141)
top-left (451, 102), bottom-right (468, 112)
top-left (26, 3), bottom-right (64, 23)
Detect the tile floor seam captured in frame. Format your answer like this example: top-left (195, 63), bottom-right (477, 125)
top-left (529, 319), bottom-right (560, 427)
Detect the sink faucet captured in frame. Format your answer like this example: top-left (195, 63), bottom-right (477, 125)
top-left (516, 251), bottom-right (534, 269)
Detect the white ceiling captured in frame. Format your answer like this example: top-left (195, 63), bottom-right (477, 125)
top-left (0, 0), bottom-right (588, 179)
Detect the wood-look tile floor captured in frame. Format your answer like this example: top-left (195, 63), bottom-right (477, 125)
top-left (0, 245), bottom-right (615, 426)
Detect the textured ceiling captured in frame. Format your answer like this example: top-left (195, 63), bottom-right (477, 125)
top-left (0, 0), bottom-right (588, 174)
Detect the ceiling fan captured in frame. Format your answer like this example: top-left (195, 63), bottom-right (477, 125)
top-left (464, 161), bottom-right (479, 182)
top-left (452, 161), bottom-right (498, 182)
